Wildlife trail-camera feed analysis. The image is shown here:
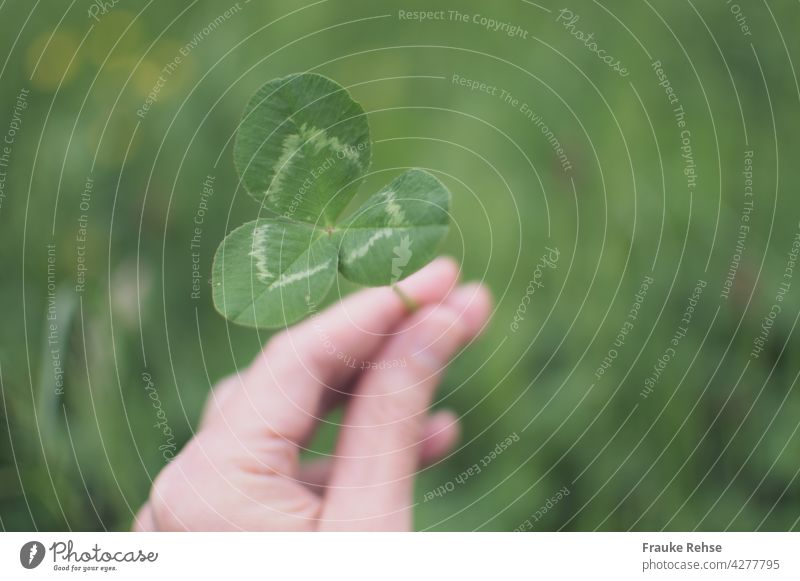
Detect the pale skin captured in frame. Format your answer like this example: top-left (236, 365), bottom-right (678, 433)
top-left (133, 257), bottom-right (492, 531)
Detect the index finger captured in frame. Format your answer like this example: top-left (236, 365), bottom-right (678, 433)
top-left (202, 257), bottom-right (461, 445)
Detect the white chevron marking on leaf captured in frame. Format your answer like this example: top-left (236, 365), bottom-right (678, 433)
top-left (382, 189), bottom-right (406, 227)
top-left (248, 224), bottom-right (273, 283)
top-left (268, 123), bottom-right (361, 197)
top-left (344, 228), bottom-right (393, 264)
top-left (302, 123), bottom-right (361, 162)
top-left (391, 234), bottom-right (413, 282)
top-left (270, 260), bottom-right (332, 289)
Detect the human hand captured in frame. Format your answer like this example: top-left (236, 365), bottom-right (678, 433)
top-left (133, 257), bottom-right (492, 531)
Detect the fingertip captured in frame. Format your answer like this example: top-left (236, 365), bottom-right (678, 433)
top-left (396, 256), bottom-right (460, 303)
top-left (445, 282), bottom-right (493, 338)
top-left (422, 409), bottom-right (461, 462)
top-left (302, 256), bottom-right (461, 339)
top-left (413, 255), bottom-right (460, 284)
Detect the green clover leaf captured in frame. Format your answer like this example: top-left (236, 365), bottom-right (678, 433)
top-left (212, 218), bottom-right (338, 328)
top-left (233, 73), bottom-right (371, 226)
top-left (335, 169), bottom-right (450, 286)
top-left (213, 73), bottom-right (451, 328)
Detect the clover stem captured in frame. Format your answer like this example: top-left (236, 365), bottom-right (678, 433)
top-left (392, 285), bottom-right (419, 313)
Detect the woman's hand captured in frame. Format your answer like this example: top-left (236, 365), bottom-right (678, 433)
top-left (133, 257), bottom-right (492, 531)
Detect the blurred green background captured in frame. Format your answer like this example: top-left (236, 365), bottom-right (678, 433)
top-left (1, 0), bottom-right (799, 531)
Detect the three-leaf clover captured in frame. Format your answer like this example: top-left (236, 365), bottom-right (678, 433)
top-left (212, 73), bottom-right (451, 328)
